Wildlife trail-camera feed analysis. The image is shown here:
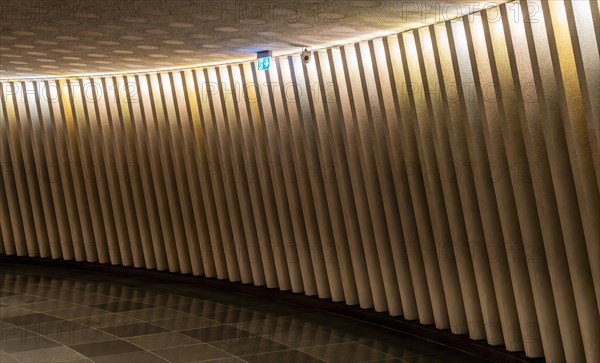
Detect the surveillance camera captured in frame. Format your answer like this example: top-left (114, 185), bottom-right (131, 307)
top-left (302, 47), bottom-right (312, 64)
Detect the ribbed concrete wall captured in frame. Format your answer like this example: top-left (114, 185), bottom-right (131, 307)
top-left (1, 1), bottom-right (599, 361)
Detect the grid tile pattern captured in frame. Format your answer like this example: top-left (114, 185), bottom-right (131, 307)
top-left (0, 264), bottom-right (487, 362)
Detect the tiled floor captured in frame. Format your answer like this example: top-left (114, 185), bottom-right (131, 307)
top-left (0, 264), bottom-right (489, 362)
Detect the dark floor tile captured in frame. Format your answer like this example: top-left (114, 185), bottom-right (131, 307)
top-left (131, 291), bottom-right (190, 306)
top-left (2, 335), bottom-right (60, 353)
top-left (75, 273), bottom-right (120, 282)
top-left (266, 326), bottom-right (348, 348)
top-left (118, 306), bottom-right (187, 321)
top-left (70, 339), bottom-right (143, 357)
top-left (189, 358), bottom-right (246, 363)
top-left (18, 320), bottom-right (87, 337)
top-left (91, 300), bottom-right (153, 313)
top-left (2, 312), bottom-right (64, 326)
top-left (210, 336), bottom-right (290, 356)
top-left (92, 350), bottom-right (169, 363)
top-left (0, 322), bottom-right (30, 341)
top-left (125, 331), bottom-right (202, 350)
top-left (49, 306), bottom-right (109, 319)
top-left (153, 343), bottom-right (232, 362)
top-left (324, 323), bottom-right (408, 342)
top-left (181, 325), bottom-right (253, 342)
top-left (241, 301), bottom-right (306, 316)
top-left (295, 311), bottom-right (357, 329)
top-left (300, 342), bottom-right (395, 363)
top-left (101, 322), bottom-right (168, 338)
top-left (360, 335), bottom-right (449, 358)
top-left (150, 315), bottom-right (220, 331)
top-left (401, 350), bottom-right (490, 363)
top-left (200, 308), bottom-right (266, 324)
top-left (231, 315), bottom-right (299, 335)
top-left (92, 285), bottom-right (140, 300)
top-left (165, 288), bottom-right (228, 302)
top-left (242, 349), bottom-right (326, 363)
top-left (67, 294), bottom-right (122, 306)
top-left (170, 301), bottom-right (232, 315)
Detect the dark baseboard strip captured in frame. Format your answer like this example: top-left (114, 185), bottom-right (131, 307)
top-left (0, 255), bottom-right (544, 363)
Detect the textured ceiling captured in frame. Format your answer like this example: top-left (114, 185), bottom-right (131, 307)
top-left (0, 0), bottom-right (507, 79)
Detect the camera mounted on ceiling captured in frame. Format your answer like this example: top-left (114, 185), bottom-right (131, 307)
top-left (302, 47), bottom-right (312, 64)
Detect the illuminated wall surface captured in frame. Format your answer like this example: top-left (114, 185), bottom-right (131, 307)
top-left (1, 1), bottom-right (599, 361)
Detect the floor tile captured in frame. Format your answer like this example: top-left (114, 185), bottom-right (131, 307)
top-left (70, 313), bottom-right (141, 329)
top-left (170, 301), bottom-right (232, 315)
top-left (0, 265), bottom-right (498, 363)
top-left (10, 345), bottom-right (88, 362)
top-left (21, 299), bottom-right (78, 312)
top-left (67, 294), bottom-right (122, 306)
top-left (100, 322), bottom-right (168, 338)
top-left (362, 359), bottom-right (405, 363)
top-left (401, 350), bottom-right (489, 363)
top-left (2, 335), bottom-right (60, 353)
top-left (131, 292), bottom-right (189, 306)
top-left (181, 325), bottom-right (253, 342)
top-left (200, 308), bottom-right (266, 324)
top-left (241, 301), bottom-right (306, 316)
top-left (231, 315), bottom-right (298, 335)
top-left (153, 343), bottom-right (232, 362)
top-left (0, 351), bottom-right (19, 363)
top-left (35, 289), bottom-right (82, 301)
top-left (266, 326), bottom-right (348, 348)
top-left (70, 339), bottom-right (143, 357)
top-left (324, 323), bottom-right (409, 342)
top-left (125, 331), bottom-right (202, 350)
top-left (18, 320), bottom-right (87, 338)
top-left (0, 323), bottom-right (30, 341)
top-left (49, 307), bottom-right (110, 319)
top-left (48, 325), bottom-right (117, 346)
top-left (91, 350), bottom-right (169, 363)
top-left (300, 342), bottom-right (396, 363)
top-left (91, 301), bottom-right (154, 313)
top-left (2, 312), bottom-right (64, 326)
top-left (242, 349), bottom-right (326, 363)
top-left (0, 306), bottom-right (38, 318)
top-left (118, 306), bottom-right (187, 321)
top-left (151, 315), bottom-right (221, 330)
top-left (360, 335), bottom-right (449, 358)
top-left (210, 336), bottom-right (291, 356)
top-left (189, 358), bottom-right (247, 363)
top-left (0, 294), bottom-right (48, 305)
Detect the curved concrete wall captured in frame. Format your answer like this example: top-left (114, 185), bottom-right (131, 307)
top-left (1, 1), bottom-right (599, 361)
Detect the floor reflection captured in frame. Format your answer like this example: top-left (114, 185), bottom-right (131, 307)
top-left (0, 264), bottom-right (487, 362)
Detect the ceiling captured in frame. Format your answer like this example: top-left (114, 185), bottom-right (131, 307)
top-left (0, 0), bottom-right (507, 79)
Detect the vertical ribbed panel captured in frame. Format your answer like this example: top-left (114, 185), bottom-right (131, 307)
top-left (1, 1), bottom-right (598, 361)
